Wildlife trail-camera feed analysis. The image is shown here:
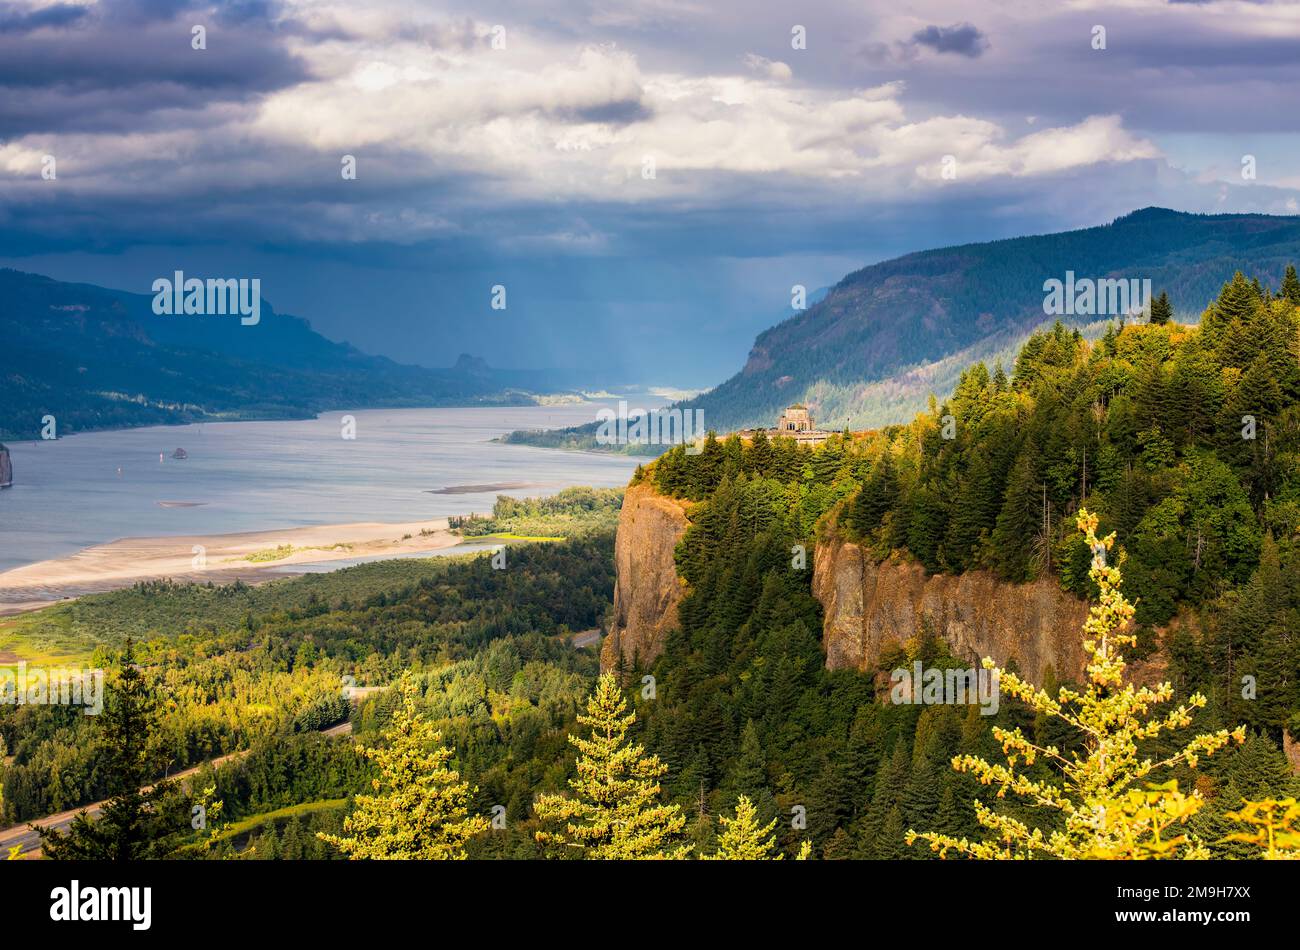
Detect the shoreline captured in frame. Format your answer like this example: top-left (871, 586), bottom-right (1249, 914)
top-left (0, 518), bottom-right (469, 616)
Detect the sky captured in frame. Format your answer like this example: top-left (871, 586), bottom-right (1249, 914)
top-left (3, 0), bottom-right (1300, 387)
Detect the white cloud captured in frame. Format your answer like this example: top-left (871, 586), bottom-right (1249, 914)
top-left (742, 53), bottom-right (792, 81)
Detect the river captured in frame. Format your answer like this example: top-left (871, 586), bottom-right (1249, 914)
top-left (0, 405), bottom-right (643, 573)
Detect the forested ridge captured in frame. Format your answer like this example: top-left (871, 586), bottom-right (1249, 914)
top-left (680, 208), bottom-right (1300, 433)
top-left (0, 269), bottom-right (543, 441)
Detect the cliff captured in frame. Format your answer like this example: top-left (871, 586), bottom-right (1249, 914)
top-left (607, 483), bottom-right (1168, 686)
top-left (0, 443), bottom-right (11, 488)
top-left (600, 482), bottom-right (690, 672)
top-left (812, 531), bottom-right (1092, 684)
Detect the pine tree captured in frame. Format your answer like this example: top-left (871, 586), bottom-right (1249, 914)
top-left (992, 363), bottom-right (1009, 392)
top-left (534, 673), bottom-right (690, 859)
top-left (726, 719), bottom-right (777, 823)
top-left (1149, 290), bottom-right (1173, 326)
top-left (990, 449), bottom-right (1042, 581)
top-left (41, 640), bottom-right (188, 860)
top-left (861, 740), bottom-right (910, 858)
top-left (318, 680), bottom-right (489, 859)
top-left (908, 510), bottom-right (1245, 859)
top-left (745, 429), bottom-right (774, 475)
top-left (1224, 798), bottom-right (1300, 858)
top-left (703, 796), bottom-right (782, 859)
top-left (943, 448), bottom-right (996, 570)
top-left (849, 453), bottom-right (897, 537)
top-left (1280, 264), bottom-right (1300, 305)
top-left (1205, 271), bottom-right (1260, 340)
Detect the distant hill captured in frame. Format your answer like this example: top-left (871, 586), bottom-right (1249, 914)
top-left (0, 269), bottom-right (555, 440)
top-left (682, 207), bottom-right (1300, 433)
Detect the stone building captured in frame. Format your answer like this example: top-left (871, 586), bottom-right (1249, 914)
top-left (777, 404), bottom-right (815, 433)
top-left (737, 404), bottom-right (833, 447)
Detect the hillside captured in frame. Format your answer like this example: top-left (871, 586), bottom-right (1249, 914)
top-left (503, 208), bottom-right (1300, 451)
top-left (688, 208), bottom-right (1300, 434)
top-left (0, 269), bottom-right (553, 440)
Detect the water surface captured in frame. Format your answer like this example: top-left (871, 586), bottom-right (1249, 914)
top-left (0, 406), bottom-right (640, 572)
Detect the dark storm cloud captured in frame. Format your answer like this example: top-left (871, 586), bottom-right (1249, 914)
top-left (565, 98), bottom-right (653, 125)
top-left (0, 2), bottom-right (88, 34)
top-left (910, 23), bottom-right (989, 58)
top-left (0, 0), bottom-right (312, 136)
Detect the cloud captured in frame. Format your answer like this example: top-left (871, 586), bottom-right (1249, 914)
top-left (742, 53), bottom-right (792, 81)
top-left (0, 3), bottom-right (1176, 260)
top-left (0, 0), bottom-right (313, 138)
top-left (0, 2), bottom-right (88, 34)
top-left (909, 22), bottom-right (990, 58)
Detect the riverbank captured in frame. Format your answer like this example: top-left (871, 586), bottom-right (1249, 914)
top-left (0, 518), bottom-right (463, 615)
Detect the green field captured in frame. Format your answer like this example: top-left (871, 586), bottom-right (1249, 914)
top-left (0, 553), bottom-right (489, 663)
top-left (210, 799), bottom-right (347, 843)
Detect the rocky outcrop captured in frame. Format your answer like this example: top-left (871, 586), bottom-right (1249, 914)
top-left (605, 484), bottom-right (1167, 687)
top-left (600, 483), bottom-right (690, 672)
top-left (0, 443), bottom-right (11, 489)
top-left (1284, 730), bottom-right (1300, 776)
top-left (812, 531), bottom-right (1090, 684)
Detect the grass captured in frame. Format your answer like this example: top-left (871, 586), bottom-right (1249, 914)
top-left (0, 554), bottom-right (485, 657)
top-left (0, 614), bottom-right (97, 667)
top-left (481, 533), bottom-right (566, 542)
top-left (210, 799), bottom-right (347, 843)
top-left (231, 542), bottom-right (354, 564)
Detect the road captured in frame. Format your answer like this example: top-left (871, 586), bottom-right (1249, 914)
top-left (0, 721), bottom-right (355, 858)
top-left (569, 628), bottom-right (602, 649)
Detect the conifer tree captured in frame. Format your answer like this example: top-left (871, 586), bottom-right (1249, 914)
top-left (992, 363), bottom-right (1009, 391)
top-left (849, 453), bottom-right (897, 536)
top-left (1149, 290), bottom-right (1173, 326)
top-left (990, 449), bottom-right (1042, 581)
top-left (726, 719), bottom-right (777, 822)
top-left (943, 449), bottom-right (996, 569)
top-left (908, 511), bottom-right (1245, 859)
top-left (1224, 798), bottom-right (1300, 858)
top-left (534, 673), bottom-right (690, 859)
top-left (1280, 264), bottom-right (1300, 305)
top-left (41, 640), bottom-right (189, 860)
top-left (703, 796), bottom-right (782, 859)
top-left (318, 680), bottom-right (489, 859)
top-left (1205, 272), bottom-right (1260, 338)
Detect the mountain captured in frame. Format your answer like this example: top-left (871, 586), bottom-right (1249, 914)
top-left (685, 207), bottom-right (1300, 433)
top-left (0, 269), bottom-right (554, 440)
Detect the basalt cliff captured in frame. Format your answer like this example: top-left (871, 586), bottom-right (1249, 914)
top-left (811, 529), bottom-right (1091, 684)
top-left (600, 483), bottom-right (690, 672)
top-left (606, 483), bottom-right (1115, 684)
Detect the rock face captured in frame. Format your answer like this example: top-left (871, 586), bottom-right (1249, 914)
top-left (605, 484), bottom-right (1165, 687)
top-left (812, 531), bottom-right (1090, 684)
top-left (600, 483), bottom-right (690, 672)
top-left (0, 443), bottom-right (11, 488)
top-left (1284, 730), bottom-right (1300, 776)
